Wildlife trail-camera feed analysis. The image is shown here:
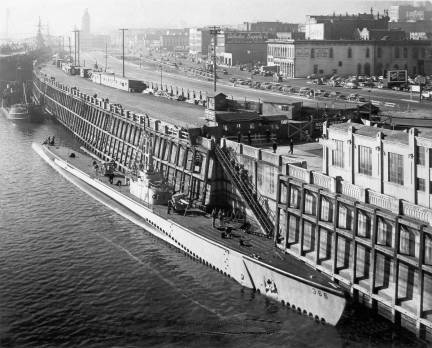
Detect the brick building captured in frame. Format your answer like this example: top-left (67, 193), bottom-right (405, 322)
top-left (189, 28), bottom-right (211, 58)
top-left (216, 31), bottom-right (271, 67)
top-left (267, 39), bottom-right (432, 78)
top-left (305, 12), bottom-right (390, 40)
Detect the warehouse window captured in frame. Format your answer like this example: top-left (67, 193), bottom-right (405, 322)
top-left (347, 47), bottom-right (352, 58)
top-left (366, 47), bottom-right (370, 58)
top-left (332, 140), bottom-right (344, 167)
top-left (304, 191), bottom-right (316, 215)
top-left (320, 197), bottom-right (333, 222)
top-left (329, 48), bottom-right (334, 58)
top-left (425, 235), bottom-right (432, 265)
top-left (417, 178), bottom-right (426, 192)
top-left (377, 47), bottom-right (382, 58)
top-left (394, 47), bottom-right (400, 58)
top-left (310, 48), bottom-right (315, 58)
top-left (416, 146), bottom-right (425, 166)
top-left (338, 204), bottom-right (353, 230)
top-left (289, 187), bottom-right (300, 208)
top-left (399, 225), bottom-right (418, 258)
top-left (357, 210), bottom-right (371, 238)
top-left (377, 217), bottom-right (393, 247)
top-left (358, 145), bottom-right (372, 176)
top-left (388, 152), bottom-right (404, 185)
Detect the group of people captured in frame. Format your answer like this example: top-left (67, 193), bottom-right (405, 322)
top-left (235, 130), bottom-right (294, 155)
top-left (42, 136), bottom-right (55, 146)
top-left (211, 207), bottom-right (244, 229)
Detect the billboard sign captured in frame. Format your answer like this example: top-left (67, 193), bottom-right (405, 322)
top-left (387, 70), bottom-right (407, 83)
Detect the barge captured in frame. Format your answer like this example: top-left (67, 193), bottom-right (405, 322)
top-left (33, 142), bottom-right (347, 325)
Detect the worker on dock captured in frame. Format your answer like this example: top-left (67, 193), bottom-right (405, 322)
top-left (218, 209), bottom-right (224, 229)
top-left (211, 208), bottom-right (218, 228)
top-left (272, 141), bottom-right (278, 153)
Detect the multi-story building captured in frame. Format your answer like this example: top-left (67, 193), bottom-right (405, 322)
top-left (390, 20), bottom-right (432, 39)
top-left (305, 12), bottom-right (390, 40)
top-left (219, 119), bottom-right (432, 340)
top-left (267, 39), bottom-right (432, 78)
top-left (160, 30), bottom-right (189, 52)
top-left (321, 123), bottom-right (432, 208)
top-left (79, 9), bottom-right (109, 51)
top-left (389, 3), bottom-right (432, 22)
top-left (242, 21), bottom-right (300, 34)
top-left (81, 8), bottom-right (90, 35)
top-left (216, 31), bottom-right (271, 66)
top-left (189, 28), bottom-right (211, 58)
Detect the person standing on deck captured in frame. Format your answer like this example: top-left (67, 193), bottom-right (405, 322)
top-left (211, 208), bottom-right (217, 228)
top-left (218, 209), bottom-right (224, 228)
top-left (289, 138), bottom-right (294, 154)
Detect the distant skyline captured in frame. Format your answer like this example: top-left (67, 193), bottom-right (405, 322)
top-left (1, 0), bottom-right (426, 39)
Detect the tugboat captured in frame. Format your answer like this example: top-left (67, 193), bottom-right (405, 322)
top-left (0, 81), bottom-right (30, 120)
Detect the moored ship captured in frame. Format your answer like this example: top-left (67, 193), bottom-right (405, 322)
top-left (32, 141), bottom-right (347, 326)
top-left (1, 82), bottom-right (30, 120)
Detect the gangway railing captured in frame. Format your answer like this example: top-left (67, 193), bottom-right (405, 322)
top-left (213, 142), bottom-right (274, 237)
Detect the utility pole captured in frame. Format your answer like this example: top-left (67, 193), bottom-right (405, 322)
top-left (105, 42), bottom-right (108, 72)
top-left (209, 26), bottom-right (221, 93)
top-left (77, 30), bottom-right (80, 66)
top-left (159, 62), bottom-right (163, 89)
top-left (68, 36), bottom-right (72, 63)
top-left (72, 29), bottom-right (80, 65)
top-left (119, 28), bottom-right (128, 77)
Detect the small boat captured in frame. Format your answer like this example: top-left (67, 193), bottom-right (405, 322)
top-left (0, 81), bottom-right (31, 120)
top-left (1, 101), bottom-right (30, 120)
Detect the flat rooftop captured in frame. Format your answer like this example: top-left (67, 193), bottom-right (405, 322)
top-left (40, 64), bottom-right (206, 128)
top-left (330, 122), bottom-right (432, 145)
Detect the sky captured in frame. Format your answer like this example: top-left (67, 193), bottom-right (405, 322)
top-left (1, 0), bottom-right (420, 38)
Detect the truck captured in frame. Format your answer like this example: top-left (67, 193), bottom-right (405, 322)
top-left (260, 65), bottom-right (279, 76)
top-left (382, 70), bottom-right (407, 89)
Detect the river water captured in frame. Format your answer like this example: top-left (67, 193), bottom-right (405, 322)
top-left (0, 114), bottom-right (426, 347)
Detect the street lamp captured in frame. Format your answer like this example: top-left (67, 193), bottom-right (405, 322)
top-left (159, 63), bottom-right (163, 90)
top-left (367, 89), bottom-right (371, 117)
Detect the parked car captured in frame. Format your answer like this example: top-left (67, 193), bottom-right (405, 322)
top-left (347, 93), bottom-right (358, 101)
top-left (299, 87), bottom-right (311, 95)
top-left (344, 81), bottom-right (359, 89)
top-left (176, 95), bottom-right (187, 101)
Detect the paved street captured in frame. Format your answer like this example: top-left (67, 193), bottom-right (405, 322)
top-left (81, 51), bottom-right (432, 119)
